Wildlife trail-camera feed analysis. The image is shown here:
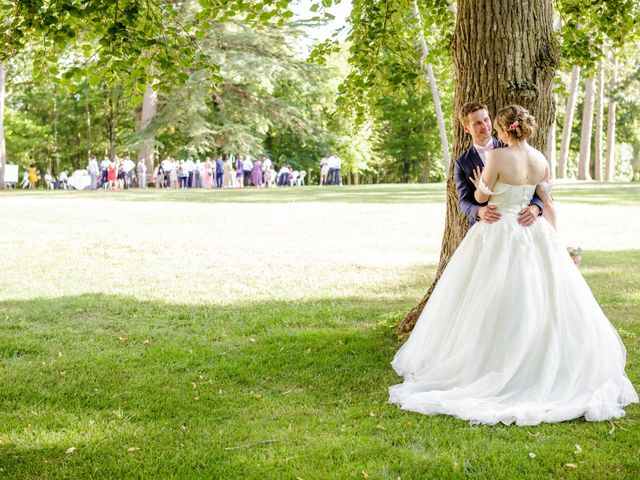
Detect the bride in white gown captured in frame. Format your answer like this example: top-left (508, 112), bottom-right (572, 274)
top-left (389, 105), bottom-right (638, 426)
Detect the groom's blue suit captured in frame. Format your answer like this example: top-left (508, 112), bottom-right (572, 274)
top-left (454, 137), bottom-right (544, 228)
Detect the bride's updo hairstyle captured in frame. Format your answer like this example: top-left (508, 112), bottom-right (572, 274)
top-left (495, 105), bottom-right (537, 141)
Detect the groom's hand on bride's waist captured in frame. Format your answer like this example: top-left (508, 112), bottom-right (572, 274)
top-left (478, 205), bottom-right (500, 224)
top-left (517, 205), bottom-right (541, 227)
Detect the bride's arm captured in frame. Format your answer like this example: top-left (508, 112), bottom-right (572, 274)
top-left (473, 153), bottom-right (499, 203)
top-left (535, 165), bottom-right (557, 230)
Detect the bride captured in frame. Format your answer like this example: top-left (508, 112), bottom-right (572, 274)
top-left (389, 105), bottom-right (638, 426)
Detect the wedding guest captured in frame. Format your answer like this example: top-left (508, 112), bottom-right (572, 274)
top-left (20, 170), bottom-right (29, 189)
top-left (88, 155), bottom-right (100, 189)
top-left (242, 155), bottom-right (253, 186)
top-left (59, 170), bottom-right (69, 189)
top-left (178, 160), bottom-right (188, 189)
top-left (107, 161), bottom-right (117, 190)
top-left (184, 157), bottom-right (196, 188)
top-left (137, 158), bottom-right (147, 189)
top-left (122, 155), bottom-right (136, 189)
top-left (154, 163), bottom-right (165, 188)
top-left (223, 157), bottom-right (233, 188)
top-left (117, 160), bottom-right (126, 190)
top-left (100, 157), bottom-right (110, 188)
top-left (320, 155), bottom-right (329, 185)
top-left (216, 157), bottom-right (224, 188)
top-left (265, 166), bottom-right (277, 188)
top-left (204, 158), bottom-right (214, 188)
top-left (44, 170), bottom-right (55, 190)
top-left (277, 165), bottom-right (291, 186)
top-left (252, 157), bottom-right (263, 188)
top-left (169, 160), bottom-right (179, 189)
top-left (235, 156), bottom-right (244, 189)
top-left (27, 163), bottom-right (39, 189)
top-left (262, 156), bottom-right (272, 175)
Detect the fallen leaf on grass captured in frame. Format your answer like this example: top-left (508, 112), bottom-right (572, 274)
top-left (143, 340), bottom-right (150, 345)
top-left (369, 412), bottom-right (376, 417)
top-left (66, 447), bottom-right (76, 455)
top-left (118, 336), bottom-right (126, 343)
top-left (249, 337), bottom-right (256, 343)
top-left (362, 471), bottom-right (369, 478)
top-left (191, 382), bottom-right (197, 389)
top-left (59, 371), bottom-right (66, 377)
top-left (574, 444), bottom-right (582, 454)
top-left (528, 452), bottom-right (536, 459)
top-left (282, 388), bottom-right (304, 395)
top-left (376, 424), bottom-right (386, 431)
top-left (127, 447), bottom-right (140, 453)
top-left (565, 463), bottom-right (577, 469)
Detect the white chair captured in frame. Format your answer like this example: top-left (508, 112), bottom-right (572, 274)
top-left (296, 171), bottom-right (306, 186)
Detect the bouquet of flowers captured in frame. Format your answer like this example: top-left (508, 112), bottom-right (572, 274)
top-left (567, 246), bottom-right (583, 267)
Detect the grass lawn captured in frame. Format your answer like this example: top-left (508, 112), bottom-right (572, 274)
top-left (0, 184), bottom-right (639, 478)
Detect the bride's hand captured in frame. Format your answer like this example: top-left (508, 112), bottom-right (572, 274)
top-left (469, 166), bottom-right (482, 189)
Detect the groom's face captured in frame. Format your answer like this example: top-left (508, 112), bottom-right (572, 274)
top-left (464, 109), bottom-right (492, 145)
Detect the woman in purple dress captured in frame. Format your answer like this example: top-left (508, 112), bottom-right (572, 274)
top-left (251, 158), bottom-right (263, 188)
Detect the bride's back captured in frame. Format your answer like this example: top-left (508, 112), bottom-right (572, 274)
top-left (491, 145), bottom-right (547, 186)
top-left (491, 105), bottom-right (547, 186)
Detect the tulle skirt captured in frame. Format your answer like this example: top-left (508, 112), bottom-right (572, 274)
top-left (389, 213), bottom-right (638, 425)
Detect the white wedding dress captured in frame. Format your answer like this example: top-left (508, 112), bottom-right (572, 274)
top-left (389, 180), bottom-right (638, 425)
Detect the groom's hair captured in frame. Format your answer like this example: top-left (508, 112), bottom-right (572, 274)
top-left (459, 102), bottom-right (488, 126)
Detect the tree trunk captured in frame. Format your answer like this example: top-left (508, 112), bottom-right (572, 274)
top-left (594, 62), bottom-right (605, 181)
top-left (398, 0), bottom-right (559, 335)
top-left (605, 55), bottom-right (617, 181)
top-left (0, 64), bottom-right (6, 190)
top-left (557, 66), bottom-right (580, 179)
top-left (547, 94), bottom-right (557, 179)
top-left (137, 84), bottom-right (157, 175)
top-left (85, 87), bottom-right (92, 156)
top-left (413, 0), bottom-right (450, 175)
top-left (577, 77), bottom-right (595, 180)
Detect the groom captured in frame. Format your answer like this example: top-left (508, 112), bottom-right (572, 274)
top-left (454, 102), bottom-right (543, 228)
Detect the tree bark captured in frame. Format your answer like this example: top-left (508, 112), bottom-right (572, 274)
top-left (0, 64), bottom-right (6, 189)
top-left (137, 84), bottom-right (157, 176)
top-left (594, 62), bottom-right (605, 181)
top-left (605, 55), bottom-right (617, 181)
top-left (399, 0), bottom-right (559, 335)
top-left (547, 94), bottom-right (557, 179)
top-left (413, 0), bottom-right (450, 176)
top-left (577, 77), bottom-right (595, 180)
top-left (85, 87), bottom-right (92, 157)
top-left (557, 66), bottom-right (580, 179)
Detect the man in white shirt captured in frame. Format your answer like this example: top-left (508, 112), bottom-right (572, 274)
top-left (137, 159), bottom-right (147, 189)
top-left (242, 156), bottom-right (253, 186)
top-left (100, 157), bottom-right (110, 188)
top-left (122, 155), bottom-right (136, 189)
top-left (87, 155), bottom-right (99, 190)
top-left (184, 157), bottom-right (196, 188)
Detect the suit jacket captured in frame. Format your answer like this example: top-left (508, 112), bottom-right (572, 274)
top-left (454, 138), bottom-right (543, 228)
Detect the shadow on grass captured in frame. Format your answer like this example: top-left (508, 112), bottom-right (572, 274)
top-left (0, 251), bottom-right (639, 478)
top-left (0, 184), bottom-right (448, 204)
top-left (3, 183), bottom-right (640, 206)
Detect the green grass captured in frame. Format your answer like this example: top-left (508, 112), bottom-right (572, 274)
top-left (0, 186), bottom-right (639, 478)
top-left (3, 181), bottom-right (639, 205)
